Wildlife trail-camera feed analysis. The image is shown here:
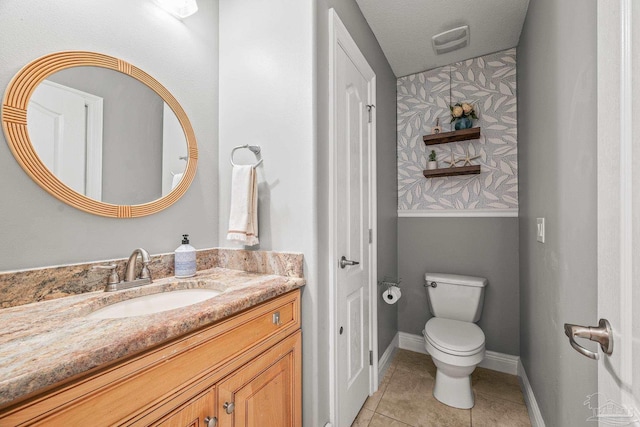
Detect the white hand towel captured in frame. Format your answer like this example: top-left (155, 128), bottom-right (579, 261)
top-left (227, 165), bottom-right (259, 246)
top-left (171, 172), bottom-right (184, 190)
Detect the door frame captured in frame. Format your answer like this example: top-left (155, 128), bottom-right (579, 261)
top-left (597, 0), bottom-right (639, 416)
top-left (328, 7), bottom-right (378, 425)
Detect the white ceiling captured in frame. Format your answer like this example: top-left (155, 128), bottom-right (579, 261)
top-left (355, 0), bottom-right (530, 77)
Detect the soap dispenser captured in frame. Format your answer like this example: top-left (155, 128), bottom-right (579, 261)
top-left (175, 234), bottom-right (196, 278)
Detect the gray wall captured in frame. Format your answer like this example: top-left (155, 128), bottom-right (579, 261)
top-left (316, 0), bottom-right (399, 364)
top-left (49, 67), bottom-right (164, 205)
top-left (517, 0), bottom-right (598, 425)
top-left (316, 1), bottom-right (398, 425)
top-left (398, 217), bottom-right (520, 355)
top-left (0, 0), bottom-right (218, 271)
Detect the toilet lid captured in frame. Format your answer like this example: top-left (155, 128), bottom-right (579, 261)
top-left (424, 318), bottom-right (485, 355)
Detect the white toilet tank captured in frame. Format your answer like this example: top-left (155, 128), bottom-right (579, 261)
top-left (425, 273), bottom-right (488, 322)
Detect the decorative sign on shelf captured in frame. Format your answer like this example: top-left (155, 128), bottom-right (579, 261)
top-left (431, 118), bottom-right (442, 135)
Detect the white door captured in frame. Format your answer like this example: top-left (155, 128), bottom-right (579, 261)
top-left (590, 1), bottom-right (640, 424)
top-left (28, 80), bottom-right (103, 200)
top-left (330, 9), bottom-right (377, 427)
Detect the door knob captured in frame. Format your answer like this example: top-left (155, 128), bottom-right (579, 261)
top-left (340, 256), bottom-right (360, 269)
top-left (204, 416), bottom-right (217, 427)
top-left (564, 318), bottom-right (613, 360)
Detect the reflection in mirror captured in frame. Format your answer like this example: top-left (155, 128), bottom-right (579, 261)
top-left (2, 51), bottom-right (197, 218)
top-left (27, 67), bottom-right (188, 205)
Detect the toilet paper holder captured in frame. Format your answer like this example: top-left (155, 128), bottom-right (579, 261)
top-left (378, 277), bottom-right (401, 292)
top-left (380, 278), bottom-right (402, 304)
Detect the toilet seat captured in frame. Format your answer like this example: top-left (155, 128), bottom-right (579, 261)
top-left (424, 318), bottom-right (485, 356)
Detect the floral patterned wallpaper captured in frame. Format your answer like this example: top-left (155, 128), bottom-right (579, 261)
top-left (397, 48), bottom-right (518, 215)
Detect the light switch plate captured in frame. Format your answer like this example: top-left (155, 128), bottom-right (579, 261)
top-left (536, 218), bottom-right (545, 243)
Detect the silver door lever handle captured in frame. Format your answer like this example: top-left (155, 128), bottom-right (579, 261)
top-left (564, 318), bottom-right (613, 360)
top-left (340, 256), bottom-right (360, 269)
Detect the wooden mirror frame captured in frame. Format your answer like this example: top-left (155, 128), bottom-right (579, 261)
top-left (1, 51), bottom-right (198, 218)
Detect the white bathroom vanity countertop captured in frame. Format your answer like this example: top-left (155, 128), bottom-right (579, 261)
top-left (0, 267), bottom-right (305, 407)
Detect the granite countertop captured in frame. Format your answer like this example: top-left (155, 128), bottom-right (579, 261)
top-left (0, 267), bottom-right (305, 407)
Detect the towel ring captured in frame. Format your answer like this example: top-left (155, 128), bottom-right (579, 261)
top-left (230, 144), bottom-right (264, 169)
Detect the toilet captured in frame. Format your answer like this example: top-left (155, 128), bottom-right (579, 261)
top-left (422, 273), bottom-right (488, 409)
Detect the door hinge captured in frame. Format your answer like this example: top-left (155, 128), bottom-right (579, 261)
top-left (366, 104), bottom-right (375, 123)
top-left (369, 229), bottom-right (373, 244)
top-left (369, 350), bottom-right (373, 366)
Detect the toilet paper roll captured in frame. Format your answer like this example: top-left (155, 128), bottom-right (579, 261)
top-left (382, 285), bottom-right (401, 305)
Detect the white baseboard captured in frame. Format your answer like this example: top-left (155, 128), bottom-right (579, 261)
top-left (479, 350), bottom-right (519, 375)
top-left (378, 332), bottom-right (399, 381)
top-left (398, 332), bottom-right (518, 375)
top-left (398, 331), bottom-right (427, 354)
top-left (518, 363), bottom-right (546, 427)
top-left (398, 208), bottom-right (518, 218)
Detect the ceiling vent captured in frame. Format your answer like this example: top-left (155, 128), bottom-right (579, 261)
top-left (432, 25), bottom-right (469, 55)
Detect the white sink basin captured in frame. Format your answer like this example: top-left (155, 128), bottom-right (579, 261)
top-left (87, 289), bottom-right (222, 319)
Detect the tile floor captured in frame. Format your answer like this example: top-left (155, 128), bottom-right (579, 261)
top-left (352, 349), bottom-right (531, 427)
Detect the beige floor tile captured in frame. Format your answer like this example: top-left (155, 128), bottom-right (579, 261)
top-left (362, 387), bottom-right (384, 412)
top-left (376, 367), bottom-right (471, 427)
top-left (363, 384), bottom-right (386, 411)
top-left (363, 363), bottom-right (395, 411)
top-left (368, 413), bottom-right (413, 427)
top-left (381, 361), bottom-right (397, 382)
top-left (352, 407), bottom-right (375, 427)
top-left (471, 392), bottom-right (531, 427)
top-left (351, 350), bottom-right (529, 427)
top-left (389, 349), bottom-right (401, 370)
top-left (471, 367), bottom-right (525, 405)
top-left (393, 349), bottom-right (437, 379)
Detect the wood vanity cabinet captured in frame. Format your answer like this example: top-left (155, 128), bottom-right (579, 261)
top-left (153, 387), bottom-right (217, 427)
top-left (0, 290), bottom-right (302, 427)
top-left (217, 336), bottom-right (300, 427)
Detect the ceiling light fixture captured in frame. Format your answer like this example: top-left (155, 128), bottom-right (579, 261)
top-left (153, 0), bottom-right (198, 19)
top-left (432, 25), bottom-right (469, 55)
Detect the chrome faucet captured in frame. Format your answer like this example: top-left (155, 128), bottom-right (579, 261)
top-left (96, 248), bottom-right (153, 292)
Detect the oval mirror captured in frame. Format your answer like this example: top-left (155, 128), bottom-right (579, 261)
top-left (1, 51), bottom-right (198, 218)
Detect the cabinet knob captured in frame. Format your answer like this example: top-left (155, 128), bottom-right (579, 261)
top-left (204, 416), bottom-right (217, 427)
top-left (223, 401), bottom-right (235, 414)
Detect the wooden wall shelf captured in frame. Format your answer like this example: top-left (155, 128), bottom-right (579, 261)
top-left (423, 165), bottom-right (481, 178)
top-left (423, 127), bottom-right (481, 145)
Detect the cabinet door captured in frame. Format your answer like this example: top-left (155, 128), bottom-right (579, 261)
top-left (153, 387), bottom-right (217, 427)
top-left (217, 331), bottom-right (301, 427)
